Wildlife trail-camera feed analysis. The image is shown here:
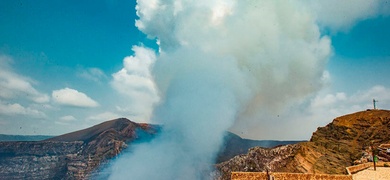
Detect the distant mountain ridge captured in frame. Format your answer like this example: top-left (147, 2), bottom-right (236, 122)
top-left (45, 118), bottom-right (142, 142)
top-left (0, 134), bottom-right (53, 141)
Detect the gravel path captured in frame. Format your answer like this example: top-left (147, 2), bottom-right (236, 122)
top-left (353, 167), bottom-right (390, 180)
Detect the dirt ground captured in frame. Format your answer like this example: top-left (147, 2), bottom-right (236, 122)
top-left (352, 167), bottom-right (390, 180)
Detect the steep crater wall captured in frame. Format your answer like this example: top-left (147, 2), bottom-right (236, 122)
top-left (0, 141), bottom-right (83, 180)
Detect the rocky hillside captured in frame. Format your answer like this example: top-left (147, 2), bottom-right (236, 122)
top-left (310, 109), bottom-right (390, 162)
top-left (217, 132), bottom-right (304, 163)
top-left (0, 118), bottom-right (158, 179)
top-left (0, 141), bottom-right (84, 179)
top-left (216, 109), bottom-right (390, 179)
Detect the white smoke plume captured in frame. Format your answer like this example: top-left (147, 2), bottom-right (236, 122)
top-left (111, 46), bottom-right (160, 122)
top-left (107, 0), bottom-right (344, 179)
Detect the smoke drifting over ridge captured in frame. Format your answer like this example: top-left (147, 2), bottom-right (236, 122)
top-left (106, 0), bottom-right (350, 179)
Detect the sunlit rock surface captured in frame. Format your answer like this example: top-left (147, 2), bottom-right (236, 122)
top-left (216, 110), bottom-right (390, 179)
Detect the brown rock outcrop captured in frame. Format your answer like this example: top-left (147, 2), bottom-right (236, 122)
top-left (216, 109), bottom-right (390, 179)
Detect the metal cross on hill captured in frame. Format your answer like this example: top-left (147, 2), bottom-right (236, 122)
top-left (373, 99), bottom-right (378, 109)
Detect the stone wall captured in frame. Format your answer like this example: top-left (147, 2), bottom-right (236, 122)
top-left (231, 172), bottom-right (352, 180)
top-left (345, 163), bottom-right (371, 175)
top-left (271, 173), bottom-right (352, 180)
top-left (346, 162), bottom-right (390, 175)
top-left (231, 172), bottom-right (268, 180)
top-left (232, 161), bottom-right (390, 180)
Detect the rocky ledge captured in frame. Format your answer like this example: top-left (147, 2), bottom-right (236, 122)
top-left (0, 118), bottom-right (157, 180)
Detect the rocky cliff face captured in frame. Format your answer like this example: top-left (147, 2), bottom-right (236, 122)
top-left (0, 141), bottom-right (83, 179)
top-left (310, 109), bottom-right (390, 162)
top-left (216, 109), bottom-right (390, 179)
top-left (0, 118), bottom-right (158, 180)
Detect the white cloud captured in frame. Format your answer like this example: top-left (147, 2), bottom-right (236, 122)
top-left (111, 46), bottom-right (160, 122)
top-left (307, 85), bottom-right (390, 127)
top-left (311, 92), bottom-right (347, 108)
top-left (60, 115), bottom-right (77, 121)
top-left (52, 88), bottom-right (99, 108)
top-left (318, 85), bottom-right (390, 112)
top-left (0, 55), bottom-right (49, 103)
top-left (87, 111), bottom-right (120, 122)
top-left (350, 85), bottom-right (390, 104)
top-left (78, 67), bottom-right (107, 82)
top-left (0, 100), bottom-right (46, 118)
top-left (306, 0), bottom-right (389, 31)
top-left (55, 115), bottom-right (77, 125)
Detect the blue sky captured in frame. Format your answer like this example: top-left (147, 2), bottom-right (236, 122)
top-left (328, 16), bottom-right (390, 92)
top-left (2, 0), bottom-right (135, 67)
top-left (0, 0), bottom-right (389, 140)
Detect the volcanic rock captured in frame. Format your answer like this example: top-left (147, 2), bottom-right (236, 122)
top-left (0, 118), bottom-right (158, 180)
top-left (217, 132), bottom-right (304, 163)
top-left (216, 109), bottom-right (390, 179)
